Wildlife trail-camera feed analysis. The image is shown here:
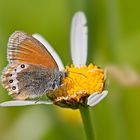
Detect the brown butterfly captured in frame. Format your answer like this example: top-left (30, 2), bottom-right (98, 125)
top-left (1, 31), bottom-right (66, 100)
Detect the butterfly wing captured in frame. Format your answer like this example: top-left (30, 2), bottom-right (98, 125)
top-left (1, 63), bottom-right (61, 100)
top-left (33, 33), bottom-right (64, 70)
top-left (8, 31), bottom-right (58, 69)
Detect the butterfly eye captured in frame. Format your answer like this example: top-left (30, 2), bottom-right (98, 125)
top-left (64, 71), bottom-right (68, 77)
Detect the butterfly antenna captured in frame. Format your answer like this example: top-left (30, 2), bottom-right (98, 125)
top-left (68, 70), bottom-right (87, 78)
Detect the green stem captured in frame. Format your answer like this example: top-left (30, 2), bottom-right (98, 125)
top-left (79, 106), bottom-right (95, 140)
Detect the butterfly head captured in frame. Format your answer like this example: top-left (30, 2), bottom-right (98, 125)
top-left (48, 70), bottom-right (67, 91)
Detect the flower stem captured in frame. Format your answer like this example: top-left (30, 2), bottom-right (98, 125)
top-left (79, 106), bottom-right (95, 140)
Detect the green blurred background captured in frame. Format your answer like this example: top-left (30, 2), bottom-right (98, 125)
top-left (0, 0), bottom-right (140, 140)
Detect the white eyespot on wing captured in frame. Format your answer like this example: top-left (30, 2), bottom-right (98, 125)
top-left (71, 11), bottom-right (88, 67)
top-left (8, 64), bottom-right (29, 95)
top-left (15, 64), bottom-right (29, 73)
top-left (33, 34), bottom-right (64, 71)
top-left (1, 63), bottom-right (29, 95)
top-left (0, 100), bottom-right (53, 107)
top-left (87, 90), bottom-right (108, 107)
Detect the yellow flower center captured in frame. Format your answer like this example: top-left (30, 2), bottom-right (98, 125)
top-left (64, 64), bottom-right (104, 95)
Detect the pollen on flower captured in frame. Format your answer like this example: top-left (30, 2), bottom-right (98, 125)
top-left (48, 64), bottom-right (105, 109)
top-left (65, 64), bottom-right (104, 95)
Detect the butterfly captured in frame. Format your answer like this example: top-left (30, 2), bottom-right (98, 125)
top-left (1, 12), bottom-right (109, 107)
top-left (1, 31), bottom-right (66, 100)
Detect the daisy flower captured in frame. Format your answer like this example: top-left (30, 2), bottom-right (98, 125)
top-left (0, 12), bottom-right (108, 108)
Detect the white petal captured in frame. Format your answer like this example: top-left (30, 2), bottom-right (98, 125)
top-left (0, 100), bottom-right (53, 107)
top-left (33, 34), bottom-right (64, 71)
top-left (70, 11), bottom-right (88, 67)
top-left (87, 90), bottom-right (108, 107)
